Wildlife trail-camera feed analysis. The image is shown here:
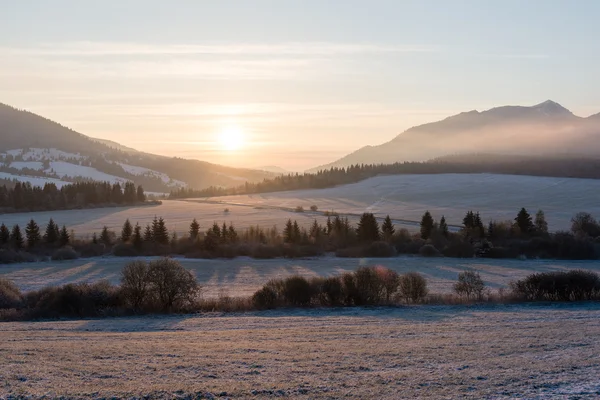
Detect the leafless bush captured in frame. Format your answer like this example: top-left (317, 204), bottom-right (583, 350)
top-left (147, 258), bottom-right (199, 311)
top-left (398, 272), bottom-right (428, 303)
top-left (121, 260), bottom-right (150, 310)
top-left (51, 246), bottom-right (79, 261)
top-left (0, 278), bottom-right (22, 309)
top-left (454, 270), bottom-right (485, 300)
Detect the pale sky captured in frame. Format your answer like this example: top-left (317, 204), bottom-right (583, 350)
top-left (2, 1), bottom-right (600, 171)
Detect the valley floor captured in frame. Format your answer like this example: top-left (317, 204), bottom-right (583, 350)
top-left (1, 304), bottom-right (599, 399)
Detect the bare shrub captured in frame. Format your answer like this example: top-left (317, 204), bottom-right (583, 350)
top-left (353, 267), bottom-right (385, 305)
top-left (25, 280), bottom-right (121, 318)
top-left (454, 270), bottom-right (485, 300)
top-left (375, 266), bottom-right (400, 302)
top-left (398, 272), bottom-right (428, 303)
top-left (419, 244), bottom-right (441, 257)
top-left (250, 244), bottom-right (282, 259)
top-left (121, 260), bottom-right (150, 310)
top-left (281, 275), bottom-right (312, 306)
top-left (0, 279), bottom-right (22, 309)
top-left (511, 270), bottom-right (600, 301)
top-left (147, 258), bottom-right (199, 311)
top-left (112, 243), bottom-right (139, 257)
top-left (310, 205), bottom-right (318, 212)
top-left (51, 246), bottom-right (78, 261)
top-left (320, 276), bottom-right (344, 306)
top-left (252, 286), bottom-right (278, 309)
top-left (295, 206), bottom-right (304, 213)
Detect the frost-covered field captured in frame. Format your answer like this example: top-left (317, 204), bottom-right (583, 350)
top-left (1, 173), bottom-right (598, 236)
top-left (1, 304), bottom-right (599, 398)
top-left (205, 173), bottom-right (600, 232)
top-left (2, 256), bottom-right (599, 298)
top-left (0, 200), bottom-right (334, 238)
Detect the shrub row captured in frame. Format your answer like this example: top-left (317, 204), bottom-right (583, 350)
top-left (252, 267), bottom-right (428, 309)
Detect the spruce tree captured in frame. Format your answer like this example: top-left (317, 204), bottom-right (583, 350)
top-left (228, 224), bottom-right (238, 243)
top-left (189, 219), bottom-right (200, 240)
top-left (25, 219), bottom-right (41, 248)
top-left (92, 232), bottom-right (98, 244)
top-left (515, 208), bottom-right (534, 236)
top-left (153, 217), bottom-right (169, 245)
top-left (292, 220), bottom-right (301, 244)
top-left (309, 219), bottom-right (322, 242)
top-left (137, 185), bottom-right (146, 202)
top-left (534, 210), bottom-right (548, 235)
top-left (121, 219), bottom-right (133, 242)
top-left (221, 222), bottom-right (228, 243)
top-left (283, 219), bottom-right (294, 243)
top-left (0, 223), bottom-right (10, 245)
top-left (357, 213), bottom-right (380, 242)
top-left (143, 224), bottom-right (153, 242)
top-left (100, 226), bottom-right (112, 246)
top-left (132, 223), bottom-right (143, 250)
top-left (381, 215), bottom-right (395, 241)
top-left (45, 218), bottom-right (58, 245)
top-left (420, 211), bottom-right (434, 240)
top-left (11, 224), bottom-right (24, 250)
top-left (59, 225), bottom-right (70, 247)
top-left (439, 216), bottom-right (449, 237)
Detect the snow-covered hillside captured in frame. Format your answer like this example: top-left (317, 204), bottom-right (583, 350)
top-left (0, 147), bottom-right (186, 190)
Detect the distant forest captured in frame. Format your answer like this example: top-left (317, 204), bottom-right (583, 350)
top-left (0, 181), bottom-right (147, 213)
top-left (170, 155), bottom-right (600, 198)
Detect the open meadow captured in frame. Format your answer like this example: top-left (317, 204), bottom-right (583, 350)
top-left (1, 255), bottom-right (599, 299)
top-left (2, 173), bottom-right (599, 238)
top-left (1, 304), bottom-right (599, 399)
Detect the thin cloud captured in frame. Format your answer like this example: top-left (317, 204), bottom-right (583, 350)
top-left (1, 41), bottom-right (438, 57)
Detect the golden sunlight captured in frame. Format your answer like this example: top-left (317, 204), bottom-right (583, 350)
top-left (217, 124), bottom-right (245, 151)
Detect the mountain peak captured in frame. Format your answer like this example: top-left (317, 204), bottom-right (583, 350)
top-left (531, 100), bottom-right (572, 116)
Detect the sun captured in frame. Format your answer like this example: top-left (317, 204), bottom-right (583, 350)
top-left (217, 125), bottom-right (245, 151)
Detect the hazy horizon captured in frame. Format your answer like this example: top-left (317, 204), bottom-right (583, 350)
top-left (3, 0), bottom-right (600, 171)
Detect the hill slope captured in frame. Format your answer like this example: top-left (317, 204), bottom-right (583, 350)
top-left (0, 103), bottom-right (273, 192)
top-left (311, 100), bottom-right (600, 171)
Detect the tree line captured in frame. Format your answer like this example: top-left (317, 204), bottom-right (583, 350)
top-left (2, 206), bottom-right (600, 263)
top-left (0, 181), bottom-right (146, 212)
top-left (169, 156), bottom-right (600, 199)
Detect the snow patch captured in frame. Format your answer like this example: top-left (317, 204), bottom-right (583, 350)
top-left (118, 162), bottom-right (186, 188)
top-left (9, 161), bottom-right (44, 170)
top-left (0, 172), bottom-right (72, 188)
top-left (48, 162), bottom-right (127, 184)
top-left (6, 148), bottom-right (83, 161)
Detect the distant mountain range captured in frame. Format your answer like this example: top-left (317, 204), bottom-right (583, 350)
top-left (310, 100), bottom-right (600, 171)
top-left (0, 103), bottom-right (274, 192)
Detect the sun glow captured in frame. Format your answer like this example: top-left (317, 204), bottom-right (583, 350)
top-left (217, 125), bottom-right (245, 151)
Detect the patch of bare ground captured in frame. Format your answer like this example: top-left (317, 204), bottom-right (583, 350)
top-left (1, 304), bottom-right (600, 399)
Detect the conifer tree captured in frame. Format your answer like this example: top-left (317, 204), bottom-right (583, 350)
top-left (45, 218), bottom-right (59, 244)
top-left (143, 224), bottom-right (153, 242)
top-left (189, 219), bottom-right (200, 240)
top-left (153, 217), bottom-right (169, 245)
top-left (534, 210), bottom-right (548, 235)
top-left (11, 224), bottom-right (24, 250)
top-left (515, 208), bottom-right (534, 236)
top-left (357, 213), bottom-right (380, 242)
top-left (59, 225), bottom-right (70, 247)
top-left (292, 220), bottom-right (301, 244)
top-left (92, 232), bottom-right (98, 244)
top-left (439, 216), bottom-right (449, 237)
top-left (132, 223), bottom-right (143, 250)
top-left (420, 211), bottom-right (434, 240)
top-left (221, 222), bottom-right (228, 243)
top-left (0, 223), bottom-right (10, 245)
top-left (121, 219), bottom-right (133, 242)
top-left (381, 215), bottom-right (395, 241)
top-left (227, 224), bottom-right (238, 243)
top-left (25, 219), bottom-right (41, 248)
top-left (283, 219), bottom-right (294, 243)
top-left (100, 226), bottom-right (112, 246)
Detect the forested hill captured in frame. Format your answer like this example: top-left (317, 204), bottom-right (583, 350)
top-left (170, 155), bottom-right (600, 198)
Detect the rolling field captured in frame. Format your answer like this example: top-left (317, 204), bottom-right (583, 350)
top-left (1, 304), bottom-right (600, 398)
top-left (1, 173), bottom-right (599, 237)
top-left (1, 256), bottom-right (599, 298)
